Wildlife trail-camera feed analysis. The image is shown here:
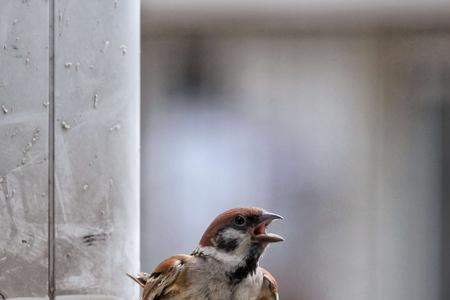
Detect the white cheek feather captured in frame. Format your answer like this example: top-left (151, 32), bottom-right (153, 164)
top-left (200, 228), bottom-right (254, 268)
top-left (220, 227), bottom-right (247, 241)
top-left (199, 246), bottom-right (242, 267)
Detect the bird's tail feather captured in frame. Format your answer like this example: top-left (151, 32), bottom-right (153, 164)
top-left (126, 272), bottom-right (146, 288)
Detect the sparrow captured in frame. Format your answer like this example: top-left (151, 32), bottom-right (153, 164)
top-left (128, 207), bottom-right (284, 300)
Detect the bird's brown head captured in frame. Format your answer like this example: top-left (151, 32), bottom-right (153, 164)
top-left (198, 207), bottom-right (284, 254)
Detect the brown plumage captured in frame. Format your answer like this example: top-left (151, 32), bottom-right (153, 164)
top-left (258, 268), bottom-right (279, 300)
top-left (129, 207), bottom-right (283, 300)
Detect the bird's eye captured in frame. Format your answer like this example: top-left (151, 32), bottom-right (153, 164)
top-left (234, 215), bottom-right (246, 226)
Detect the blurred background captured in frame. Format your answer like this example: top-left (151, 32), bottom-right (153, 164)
top-left (140, 1), bottom-right (450, 300)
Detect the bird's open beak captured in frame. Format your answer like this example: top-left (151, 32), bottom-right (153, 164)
top-left (252, 211), bottom-right (284, 243)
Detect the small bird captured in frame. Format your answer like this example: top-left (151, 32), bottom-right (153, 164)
top-left (128, 207), bottom-right (284, 300)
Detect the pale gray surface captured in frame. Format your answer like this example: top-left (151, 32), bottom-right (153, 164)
top-left (0, 0), bottom-right (49, 298)
top-left (141, 34), bottom-right (449, 300)
top-left (0, 0), bottom-right (140, 299)
top-left (53, 0), bottom-right (140, 298)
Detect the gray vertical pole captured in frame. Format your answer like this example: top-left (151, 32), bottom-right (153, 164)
top-left (53, 0), bottom-right (140, 299)
top-left (0, 0), bottom-right (140, 299)
top-left (0, 0), bottom-right (50, 298)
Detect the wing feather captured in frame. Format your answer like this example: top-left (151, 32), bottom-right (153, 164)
top-left (128, 254), bottom-right (191, 300)
top-left (258, 267), bottom-right (279, 300)
top-left (126, 272), bottom-right (150, 288)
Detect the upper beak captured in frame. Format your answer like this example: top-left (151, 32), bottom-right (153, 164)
top-left (259, 212), bottom-right (284, 223)
top-left (252, 211), bottom-right (284, 244)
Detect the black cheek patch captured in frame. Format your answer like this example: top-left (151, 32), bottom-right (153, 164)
top-left (216, 236), bottom-right (239, 252)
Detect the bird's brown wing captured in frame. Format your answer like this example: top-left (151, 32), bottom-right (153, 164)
top-left (128, 254), bottom-right (192, 300)
top-left (257, 267), bottom-right (280, 300)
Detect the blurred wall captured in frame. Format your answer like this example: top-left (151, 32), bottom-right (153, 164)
top-left (374, 36), bottom-right (450, 300)
top-left (141, 34), bottom-right (450, 300)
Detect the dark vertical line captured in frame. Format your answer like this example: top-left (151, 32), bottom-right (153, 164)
top-left (48, 0), bottom-right (56, 299)
top-left (441, 67), bottom-right (450, 300)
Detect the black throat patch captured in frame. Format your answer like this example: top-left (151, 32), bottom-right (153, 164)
top-left (227, 244), bottom-right (264, 286)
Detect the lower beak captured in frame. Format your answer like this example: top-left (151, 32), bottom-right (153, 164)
top-left (253, 233), bottom-right (284, 243)
top-left (252, 211), bottom-right (284, 244)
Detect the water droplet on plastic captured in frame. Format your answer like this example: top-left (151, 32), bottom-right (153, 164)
top-left (9, 128), bottom-right (18, 138)
top-left (74, 62), bottom-right (80, 71)
top-left (61, 121), bottom-right (71, 130)
top-left (1, 105), bottom-right (8, 114)
top-left (109, 122), bottom-right (121, 131)
top-left (64, 62), bottom-right (72, 68)
top-left (93, 94), bottom-right (99, 109)
top-left (120, 44), bottom-right (127, 56)
top-left (101, 40), bottom-right (110, 53)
